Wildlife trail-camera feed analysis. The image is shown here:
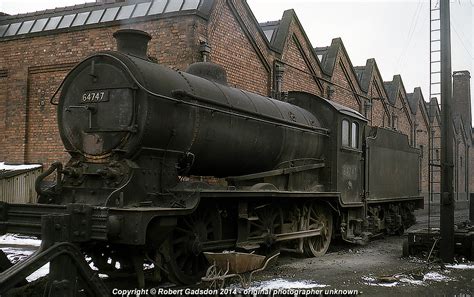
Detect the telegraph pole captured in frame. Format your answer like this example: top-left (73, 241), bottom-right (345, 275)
top-left (439, 0), bottom-right (454, 263)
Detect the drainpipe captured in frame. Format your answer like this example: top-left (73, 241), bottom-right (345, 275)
top-left (199, 41), bottom-right (211, 62)
top-left (274, 62), bottom-right (285, 100)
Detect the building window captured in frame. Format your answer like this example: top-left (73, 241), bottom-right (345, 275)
top-left (392, 114), bottom-right (398, 130)
top-left (342, 120), bottom-right (350, 147)
top-left (351, 122), bottom-right (359, 149)
top-left (419, 145), bottom-right (424, 159)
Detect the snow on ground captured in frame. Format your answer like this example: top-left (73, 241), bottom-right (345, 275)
top-left (423, 272), bottom-right (452, 282)
top-left (362, 270), bottom-right (454, 287)
top-left (0, 234), bottom-right (48, 282)
top-left (445, 263), bottom-right (474, 270)
top-left (228, 278), bottom-right (328, 291)
top-left (0, 162), bottom-right (42, 170)
top-left (0, 234), bottom-right (116, 281)
top-left (0, 246), bottom-right (49, 282)
top-left (0, 234), bottom-right (41, 247)
top-left (249, 278), bottom-right (328, 290)
top-left (362, 276), bottom-right (399, 287)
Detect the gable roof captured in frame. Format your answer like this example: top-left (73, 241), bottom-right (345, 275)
top-left (353, 58), bottom-right (378, 92)
top-left (313, 38), bottom-right (364, 93)
top-left (383, 81), bottom-right (395, 105)
top-left (0, 0), bottom-right (214, 41)
top-left (353, 66), bottom-right (365, 85)
top-left (384, 75), bottom-right (408, 105)
top-left (314, 46), bottom-right (328, 64)
top-left (259, 20), bottom-right (280, 44)
top-left (426, 97), bottom-right (441, 124)
top-left (266, 8), bottom-right (324, 69)
top-left (406, 87), bottom-right (424, 115)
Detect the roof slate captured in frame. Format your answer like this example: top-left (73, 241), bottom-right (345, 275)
top-left (383, 80), bottom-right (396, 105)
top-left (259, 20), bottom-right (280, 44)
top-left (0, 0), bottom-right (213, 41)
top-left (406, 87), bottom-right (424, 115)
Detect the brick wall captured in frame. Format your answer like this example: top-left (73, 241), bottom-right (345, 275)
top-left (330, 52), bottom-right (362, 113)
top-left (392, 93), bottom-right (413, 144)
top-left (0, 73), bottom-right (7, 160)
top-left (367, 77), bottom-right (390, 128)
top-left (455, 138), bottom-right (467, 200)
top-left (414, 102), bottom-right (430, 197)
top-left (208, 0), bottom-right (270, 96)
top-left (24, 68), bottom-right (71, 167)
top-left (452, 71), bottom-right (472, 196)
top-left (0, 14), bottom-right (205, 168)
top-left (281, 34), bottom-right (321, 95)
top-left (279, 15), bottom-right (323, 96)
top-left (430, 112), bottom-right (442, 198)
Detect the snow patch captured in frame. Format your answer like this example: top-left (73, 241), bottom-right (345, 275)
top-left (0, 247), bottom-right (49, 282)
top-left (229, 278), bottom-right (328, 290)
top-left (1, 247), bottom-right (34, 263)
top-left (0, 234), bottom-right (41, 247)
top-left (26, 264), bottom-right (49, 282)
top-left (397, 276), bottom-right (424, 286)
top-left (249, 279), bottom-right (328, 290)
top-left (0, 162), bottom-right (41, 170)
top-left (362, 270), bottom-right (454, 288)
top-left (423, 272), bottom-right (452, 282)
top-left (445, 263), bottom-right (474, 270)
top-left (362, 275), bottom-right (399, 287)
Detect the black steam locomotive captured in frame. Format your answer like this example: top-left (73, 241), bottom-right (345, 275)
top-left (0, 29), bottom-right (423, 293)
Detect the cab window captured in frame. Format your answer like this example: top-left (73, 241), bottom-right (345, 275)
top-left (351, 122), bottom-right (359, 149)
top-left (342, 120), bottom-right (350, 147)
top-left (341, 119), bottom-right (360, 149)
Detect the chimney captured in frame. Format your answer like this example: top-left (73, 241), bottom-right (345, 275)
top-left (113, 29), bottom-right (151, 59)
top-left (452, 70), bottom-right (471, 133)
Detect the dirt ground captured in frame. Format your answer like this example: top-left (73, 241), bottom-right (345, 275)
top-left (245, 208), bottom-right (473, 297)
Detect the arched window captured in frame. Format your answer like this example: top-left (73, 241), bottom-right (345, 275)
top-left (351, 122), bottom-right (359, 148)
top-left (342, 120), bottom-right (350, 147)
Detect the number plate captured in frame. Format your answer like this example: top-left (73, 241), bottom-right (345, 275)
top-left (81, 90), bottom-right (109, 103)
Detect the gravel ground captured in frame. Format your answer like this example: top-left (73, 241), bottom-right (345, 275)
top-left (239, 208), bottom-right (474, 296)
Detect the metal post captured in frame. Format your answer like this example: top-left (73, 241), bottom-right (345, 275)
top-left (439, 0), bottom-right (454, 263)
top-left (470, 193), bottom-right (474, 222)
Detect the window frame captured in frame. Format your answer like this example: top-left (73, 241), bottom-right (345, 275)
top-left (341, 118), bottom-right (360, 150)
top-left (341, 119), bottom-right (350, 147)
top-left (351, 122), bottom-right (359, 149)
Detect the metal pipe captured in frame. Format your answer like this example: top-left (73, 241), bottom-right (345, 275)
top-left (439, 0), bottom-right (454, 263)
top-left (470, 193), bottom-right (474, 222)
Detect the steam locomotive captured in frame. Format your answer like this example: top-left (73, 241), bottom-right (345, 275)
top-left (0, 29), bottom-right (423, 293)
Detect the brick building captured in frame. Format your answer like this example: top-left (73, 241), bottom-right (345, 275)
top-left (0, 0), bottom-right (471, 204)
top-left (315, 38), bottom-right (365, 114)
top-left (407, 87), bottom-right (430, 197)
top-left (354, 58), bottom-right (391, 128)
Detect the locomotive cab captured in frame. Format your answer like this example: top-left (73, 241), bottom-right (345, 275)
top-left (288, 91), bottom-right (367, 205)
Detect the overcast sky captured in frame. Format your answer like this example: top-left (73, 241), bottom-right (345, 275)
top-left (1, 0), bottom-right (473, 125)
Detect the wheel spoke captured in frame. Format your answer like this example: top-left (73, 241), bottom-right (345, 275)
top-left (166, 206), bottom-right (222, 285)
top-left (302, 204), bottom-right (333, 257)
